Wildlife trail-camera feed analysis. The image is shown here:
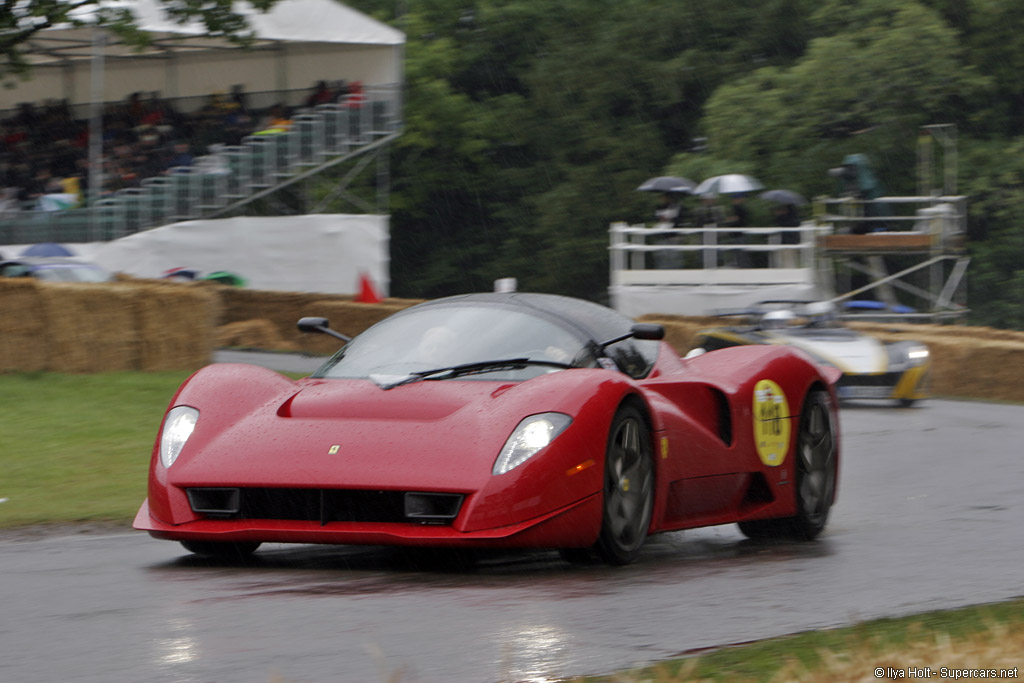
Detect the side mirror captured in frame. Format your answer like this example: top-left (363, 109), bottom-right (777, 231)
top-left (297, 316), bottom-right (351, 342)
top-left (597, 323), bottom-right (666, 350)
top-left (630, 323), bottom-right (665, 341)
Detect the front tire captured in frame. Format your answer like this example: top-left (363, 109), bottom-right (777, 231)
top-left (180, 540), bottom-right (261, 559)
top-left (593, 405), bottom-right (654, 565)
top-left (738, 389), bottom-right (836, 541)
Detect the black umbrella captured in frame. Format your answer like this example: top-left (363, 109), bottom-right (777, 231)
top-left (637, 176), bottom-right (697, 193)
top-left (759, 189), bottom-right (807, 205)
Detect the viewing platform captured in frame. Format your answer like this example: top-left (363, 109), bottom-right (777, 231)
top-left (609, 194), bottom-right (969, 321)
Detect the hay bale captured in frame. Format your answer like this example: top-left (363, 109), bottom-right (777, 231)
top-left (640, 314), bottom-right (1024, 402)
top-left (296, 300), bottom-right (415, 355)
top-left (215, 287), bottom-right (423, 352)
top-left (216, 319), bottom-right (300, 351)
top-left (133, 283), bottom-right (221, 371)
top-left (214, 288), bottom-right (350, 352)
top-left (939, 339), bottom-right (1024, 401)
top-left (638, 314), bottom-right (724, 355)
top-left (37, 282), bottom-right (140, 372)
top-left (862, 329), bottom-right (1024, 401)
top-left (0, 279), bottom-right (47, 372)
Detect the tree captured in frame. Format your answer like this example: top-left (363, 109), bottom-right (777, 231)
top-left (700, 0), bottom-right (987, 197)
top-left (345, 0), bottom-right (1024, 325)
top-left (0, 0), bottom-right (277, 83)
top-left (959, 137), bottom-right (1024, 328)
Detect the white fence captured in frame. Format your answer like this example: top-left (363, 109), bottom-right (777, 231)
top-left (608, 221), bottom-right (826, 316)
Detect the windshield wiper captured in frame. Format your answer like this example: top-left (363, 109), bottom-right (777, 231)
top-left (375, 358), bottom-right (572, 390)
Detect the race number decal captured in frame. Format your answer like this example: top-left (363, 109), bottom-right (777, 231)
top-left (753, 379), bottom-right (790, 466)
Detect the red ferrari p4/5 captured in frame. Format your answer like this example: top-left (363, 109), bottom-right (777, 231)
top-left (135, 292), bottom-right (840, 565)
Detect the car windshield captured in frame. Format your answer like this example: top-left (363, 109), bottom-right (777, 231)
top-left (314, 304), bottom-right (592, 384)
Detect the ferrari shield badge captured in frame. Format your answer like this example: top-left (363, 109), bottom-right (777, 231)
top-left (753, 379), bottom-right (790, 466)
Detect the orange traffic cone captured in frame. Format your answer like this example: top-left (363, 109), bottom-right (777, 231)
top-left (356, 272), bottom-right (382, 303)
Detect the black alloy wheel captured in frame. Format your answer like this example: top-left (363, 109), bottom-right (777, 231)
top-left (738, 389), bottom-right (837, 541)
top-left (593, 404), bottom-right (655, 565)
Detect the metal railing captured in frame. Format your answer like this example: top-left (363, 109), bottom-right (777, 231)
top-left (816, 195), bottom-right (967, 248)
top-left (610, 221), bottom-right (825, 287)
top-left (0, 84), bottom-right (402, 244)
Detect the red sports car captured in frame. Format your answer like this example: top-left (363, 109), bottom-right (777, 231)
top-left (134, 292), bottom-right (840, 565)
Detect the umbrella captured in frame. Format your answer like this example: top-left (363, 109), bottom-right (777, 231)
top-left (21, 242), bottom-right (75, 257)
top-left (760, 189), bottom-right (807, 206)
top-left (693, 174), bottom-right (765, 196)
top-left (636, 176), bottom-right (697, 193)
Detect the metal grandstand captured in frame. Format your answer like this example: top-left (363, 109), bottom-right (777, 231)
top-left (0, 86), bottom-right (401, 245)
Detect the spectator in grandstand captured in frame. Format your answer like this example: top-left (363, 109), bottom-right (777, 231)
top-left (24, 166), bottom-right (56, 201)
top-left (220, 106), bottom-right (255, 146)
top-left (0, 77), bottom-right (372, 213)
top-left (694, 193), bottom-right (724, 227)
top-left (722, 194), bottom-right (750, 229)
top-left (771, 202), bottom-right (803, 268)
top-left (229, 84), bottom-right (251, 115)
top-left (37, 177), bottom-right (79, 211)
top-left (254, 103), bottom-right (292, 135)
top-left (105, 161), bottom-right (141, 194)
top-left (721, 194), bottom-right (757, 267)
top-left (132, 128), bottom-right (167, 178)
top-left (650, 192), bottom-right (688, 269)
top-left (163, 141), bottom-right (194, 172)
top-left (342, 80), bottom-right (365, 109)
top-left (305, 80), bottom-right (335, 108)
top-left (654, 192), bottom-right (682, 226)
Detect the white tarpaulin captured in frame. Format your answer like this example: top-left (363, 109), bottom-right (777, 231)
top-left (84, 214), bottom-right (389, 295)
top-left (3, 0), bottom-right (404, 108)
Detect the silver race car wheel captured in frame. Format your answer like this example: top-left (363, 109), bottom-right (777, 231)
top-left (739, 389), bottom-right (836, 541)
top-left (594, 405), bottom-right (654, 565)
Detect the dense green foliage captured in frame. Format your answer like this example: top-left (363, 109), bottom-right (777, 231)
top-left (347, 0), bottom-right (1024, 327)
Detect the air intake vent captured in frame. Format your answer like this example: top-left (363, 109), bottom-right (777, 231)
top-left (186, 487), bottom-right (464, 526)
top-left (187, 488), bottom-right (240, 517)
top-left (404, 492), bottom-right (464, 523)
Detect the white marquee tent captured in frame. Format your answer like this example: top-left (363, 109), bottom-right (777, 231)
top-left (1, 0), bottom-right (405, 110)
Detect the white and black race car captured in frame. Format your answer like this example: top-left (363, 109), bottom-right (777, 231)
top-left (692, 301), bottom-right (930, 406)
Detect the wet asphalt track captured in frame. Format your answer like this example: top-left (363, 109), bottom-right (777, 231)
top-left (2, 359), bottom-right (1023, 682)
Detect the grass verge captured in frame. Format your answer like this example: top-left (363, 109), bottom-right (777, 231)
top-left (0, 371), bottom-right (193, 527)
top-left (577, 598), bottom-right (1024, 682)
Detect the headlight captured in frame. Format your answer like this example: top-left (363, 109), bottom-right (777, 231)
top-left (493, 413), bottom-right (572, 475)
top-left (907, 346), bottom-right (930, 363)
top-left (160, 406), bottom-right (199, 469)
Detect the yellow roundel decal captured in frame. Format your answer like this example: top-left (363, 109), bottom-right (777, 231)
top-left (753, 379), bottom-right (790, 466)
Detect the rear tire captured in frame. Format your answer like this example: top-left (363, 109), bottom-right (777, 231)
top-left (593, 405), bottom-right (654, 565)
top-left (738, 389), bottom-right (836, 541)
top-left (180, 540), bottom-right (261, 559)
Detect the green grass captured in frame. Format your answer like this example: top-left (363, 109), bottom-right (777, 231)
top-left (0, 371), bottom-right (193, 527)
top-left (579, 597), bottom-right (1024, 682)
top-left (0, 370), bottom-right (308, 528)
